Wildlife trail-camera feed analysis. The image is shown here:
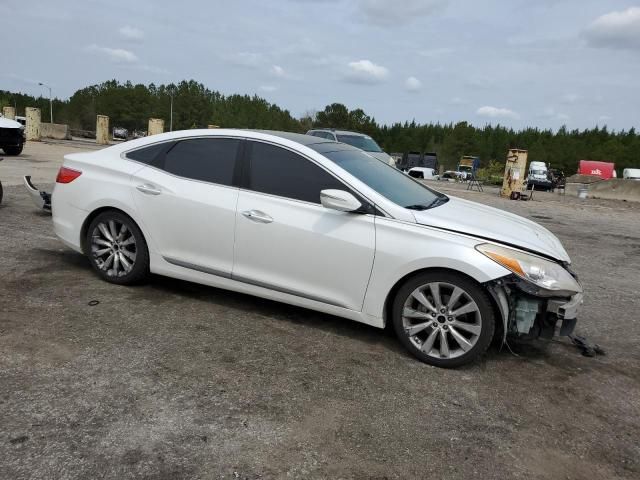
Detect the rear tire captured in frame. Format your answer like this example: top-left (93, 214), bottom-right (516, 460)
top-left (392, 271), bottom-right (495, 367)
top-left (2, 144), bottom-right (24, 156)
top-left (86, 211), bottom-right (150, 285)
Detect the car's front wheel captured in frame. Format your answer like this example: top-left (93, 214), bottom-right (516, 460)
top-left (2, 144), bottom-right (23, 155)
top-left (86, 211), bottom-right (150, 285)
top-left (392, 271), bottom-right (495, 367)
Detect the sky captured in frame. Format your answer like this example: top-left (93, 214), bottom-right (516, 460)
top-left (2, 0), bottom-right (640, 131)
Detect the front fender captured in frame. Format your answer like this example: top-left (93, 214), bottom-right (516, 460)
top-left (363, 217), bottom-right (510, 320)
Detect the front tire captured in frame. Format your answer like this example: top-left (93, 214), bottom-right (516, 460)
top-left (2, 144), bottom-right (24, 155)
top-left (392, 271), bottom-right (495, 367)
top-left (86, 211), bottom-right (150, 285)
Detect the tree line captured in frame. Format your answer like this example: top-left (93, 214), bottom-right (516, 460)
top-left (2, 80), bottom-right (638, 173)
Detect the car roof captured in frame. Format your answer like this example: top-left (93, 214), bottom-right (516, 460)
top-left (308, 128), bottom-right (370, 137)
top-left (113, 128), bottom-right (364, 157)
top-left (253, 130), bottom-right (333, 146)
top-left (255, 130), bottom-right (363, 154)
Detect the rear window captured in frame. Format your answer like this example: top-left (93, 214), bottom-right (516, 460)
top-left (336, 134), bottom-right (382, 152)
top-left (163, 138), bottom-right (239, 186)
top-left (126, 142), bottom-right (171, 165)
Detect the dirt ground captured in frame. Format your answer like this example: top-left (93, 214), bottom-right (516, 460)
top-left (1, 142), bottom-right (639, 479)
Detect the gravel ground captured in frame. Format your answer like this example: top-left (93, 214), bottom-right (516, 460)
top-left (1, 142), bottom-right (639, 479)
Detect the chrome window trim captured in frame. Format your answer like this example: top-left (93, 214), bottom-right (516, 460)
top-left (120, 134), bottom-right (391, 218)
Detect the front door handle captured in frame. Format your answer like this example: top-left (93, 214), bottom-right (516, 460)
top-left (136, 184), bottom-right (161, 195)
top-left (242, 210), bottom-right (273, 224)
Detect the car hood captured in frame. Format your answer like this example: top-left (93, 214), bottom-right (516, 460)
top-left (412, 196), bottom-right (570, 262)
top-left (0, 117), bottom-right (23, 129)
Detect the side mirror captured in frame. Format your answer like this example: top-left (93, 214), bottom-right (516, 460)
top-left (320, 189), bottom-right (363, 213)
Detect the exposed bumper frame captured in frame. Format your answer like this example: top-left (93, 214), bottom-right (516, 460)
top-left (23, 175), bottom-right (51, 212)
top-left (487, 280), bottom-right (582, 343)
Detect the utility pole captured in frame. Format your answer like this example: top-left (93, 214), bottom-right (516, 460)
top-left (169, 86), bottom-right (176, 132)
top-left (38, 82), bottom-right (53, 124)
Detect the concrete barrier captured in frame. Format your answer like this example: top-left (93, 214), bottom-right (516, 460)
top-left (566, 179), bottom-right (640, 202)
top-left (40, 122), bottom-right (71, 140)
top-left (96, 115), bottom-right (109, 145)
top-left (148, 118), bottom-right (164, 136)
top-left (2, 106), bottom-right (15, 119)
top-left (25, 107), bottom-right (41, 141)
top-left (587, 179), bottom-right (640, 202)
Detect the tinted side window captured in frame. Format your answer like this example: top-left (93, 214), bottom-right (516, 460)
top-left (248, 141), bottom-right (344, 203)
top-left (126, 142), bottom-right (171, 164)
top-left (163, 138), bottom-right (239, 186)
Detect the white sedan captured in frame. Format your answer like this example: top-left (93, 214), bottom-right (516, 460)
top-left (52, 130), bottom-right (583, 367)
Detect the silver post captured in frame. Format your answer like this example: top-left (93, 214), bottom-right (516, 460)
top-left (170, 92), bottom-right (174, 132)
top-left (38, 82), bottom-right (53, 123)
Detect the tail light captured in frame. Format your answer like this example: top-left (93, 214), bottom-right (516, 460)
top-left (56, 167), bottom-right (82, 184)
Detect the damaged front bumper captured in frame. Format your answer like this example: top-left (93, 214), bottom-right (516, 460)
top-left (23, 175), bottom-right (51, 212)
top-left (487, 276), bottom-right (583, 343)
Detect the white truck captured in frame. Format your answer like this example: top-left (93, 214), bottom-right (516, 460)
top-left (527, 161), bottom-right (552, 191)
top-left (623, 168), bottom-right (640, 180)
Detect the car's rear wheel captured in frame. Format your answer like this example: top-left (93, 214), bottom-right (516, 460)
top-left (392, 271), bottom-right (495, 367)
top-left (2, 144), bottom-right (24, 155)
top-left (86, 211), bottom-right (149, 285)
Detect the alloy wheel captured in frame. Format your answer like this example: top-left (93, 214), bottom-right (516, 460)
top-left (90, 220), bottom-right (137, 277)
top-left (402, 281), bottom-right (482, 360)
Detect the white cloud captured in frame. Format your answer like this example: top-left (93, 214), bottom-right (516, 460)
top-left (84, 44), bottom-right (138, 63)
top-left (405, 76), bottom-right (422, 92)
top-left (270, 65), bottom-right (287, 78)
top-left (259, 85), bottom-right (277, 92)
top-left (477, 106), bottom-right (519, 120)
top-left (119, 25), bottom-right (144, 41)
top-left (583, 7), bottom-right (640, 50)
top-left (345, 59), bottom-right (389, 84)
top-left (358, 0), bottom-right (447, 26)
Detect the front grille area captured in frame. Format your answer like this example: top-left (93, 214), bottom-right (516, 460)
top-left (0, 127), bottom-right (24, 142)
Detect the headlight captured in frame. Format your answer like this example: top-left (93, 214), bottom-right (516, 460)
top-left (476, 243), bottom-right (582, 296)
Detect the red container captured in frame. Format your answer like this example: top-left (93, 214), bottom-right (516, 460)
top-left (578, 160), bottom-right (615, 179)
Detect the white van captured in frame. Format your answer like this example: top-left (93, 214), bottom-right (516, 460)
top-left (407, 167), bottom-right (439, 180)
top-left (623, 168), bottom-right (640, 180)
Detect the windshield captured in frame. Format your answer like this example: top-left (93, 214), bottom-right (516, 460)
top-left (322, 149), bottom-right (444, 209)
top-left (531, 169), bottom-right (546, 175)
top-left (336, 134), bottom-right (382, 152)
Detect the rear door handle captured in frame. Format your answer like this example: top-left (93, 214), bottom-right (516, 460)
top-left (136, 184), bottom-right (161, 195)
top-left (242, 210), bottom-right (273, 224)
